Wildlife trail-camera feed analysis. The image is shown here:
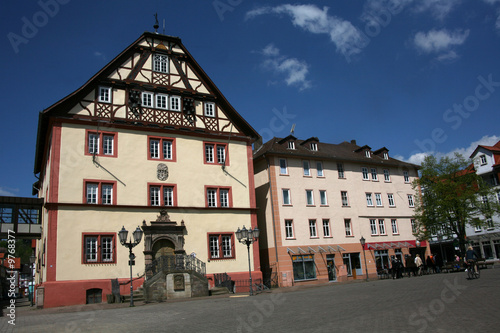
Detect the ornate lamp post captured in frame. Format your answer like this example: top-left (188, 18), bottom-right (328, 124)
top-left (235, 225), bottom-right (259, 296)
top-left (29, 254), bottom-right (36, 306)
top-left (360, 236), bottom-right (369, 281)
top-left (118, 226), bottom-right (143, 307)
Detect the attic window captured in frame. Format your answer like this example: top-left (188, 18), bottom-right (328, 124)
top-left (383, 152), bottom-right (388, 160)
top-left (153, 54), bottom-right (169, 73)
top-left (480, 155), bottom-right (487, 165)
top-left (288, 141), bottom-right (295, 149)
top-left (365, 150), bottom-right (370, 158)
top-left (98, 86), bottom-right (111, 103)
top-left (310, 143), bottom-right (318, 151)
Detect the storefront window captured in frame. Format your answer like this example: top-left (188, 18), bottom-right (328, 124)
top-left (292, 255), bottom-right (316, 281)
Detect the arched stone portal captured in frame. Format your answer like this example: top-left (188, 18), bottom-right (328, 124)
top-left (142, 210), bottom-right (187, 276)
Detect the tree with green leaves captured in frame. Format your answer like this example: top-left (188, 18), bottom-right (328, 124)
top-left (412, 153), bottom-right (500, 256)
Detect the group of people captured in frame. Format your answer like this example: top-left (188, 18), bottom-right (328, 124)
top-left (388, 253), bottom-right (442, 279)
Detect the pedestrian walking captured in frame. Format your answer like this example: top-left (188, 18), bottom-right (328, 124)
top-left (415, 254), bottom-right (423, 276)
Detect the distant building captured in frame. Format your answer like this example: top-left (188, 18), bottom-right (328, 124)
top-left (253, 136), bottom-right (425, 286)
top-left (33, 31), bottom-right (260, 308)
top-left (467, 140), bottom-right (500, 259)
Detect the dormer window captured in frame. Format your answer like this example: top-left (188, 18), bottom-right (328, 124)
top-left (383, 152), bottom-right (388, 160)
top-left (480, 155), bottom-right (487, 165)
top-left (288, 141), bottom-right (295, 149)
top-left (365, 150), bottom-right (370, 158)
top-left (310, 143), bottom-right (318, 151)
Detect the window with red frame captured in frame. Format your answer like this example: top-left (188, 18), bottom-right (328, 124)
top-left (86, 130), bottom-right (117, 157)
top-left (206, 187), bottom-right (231, 207)
top-left (149, 184), bottom-right (176, 206)
top-left (85, 181), bottom-right (116, 205)
top-left (208, 233), bottom-right (234, 259)
top-left (204, 142), bottom-right (228, 165)
top-left (83, 233), bottom-right (116, 264)
top-left (148, 136), bottom-right (175, 161)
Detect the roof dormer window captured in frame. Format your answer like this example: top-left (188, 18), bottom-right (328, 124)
top-left (310, 143), bottom-right (318, 151)
top-left (480, 155), bottom-right (487, 165)
top-left (288, 141), bottom-right (295, 149)
top-left (365, 150), bottom-right (370, 158)
top-left (383, 152), bottom-right (388, 160)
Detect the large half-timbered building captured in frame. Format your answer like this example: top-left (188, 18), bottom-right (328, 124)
top-left (33, 31), bottom-right (260, 308)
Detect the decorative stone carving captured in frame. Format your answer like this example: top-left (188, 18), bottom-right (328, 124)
top-left (173, 274), bottom-right (185, 291)
top-left (157, 163), bottom-right (169, 181)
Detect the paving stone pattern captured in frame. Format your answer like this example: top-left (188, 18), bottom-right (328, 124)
top-left (2, 267), bottom-right (500, 332)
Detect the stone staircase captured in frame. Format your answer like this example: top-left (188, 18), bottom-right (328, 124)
top-left (122, 286), bottom-right (146, 303)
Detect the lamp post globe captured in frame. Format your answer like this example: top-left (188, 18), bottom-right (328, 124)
top-left (118, 225), bottom-right (144, 307)
top-left (236, 225), bottom-right (259, 296)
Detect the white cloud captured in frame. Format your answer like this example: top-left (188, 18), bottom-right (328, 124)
top-left (0, 186), bottom-right (18, 196)
top-left (414, 29), bottom-right (469, 53)
top-left (482, 0), bottom-right (500, 4)
top-left (496, 9), bottom-right (500, 31)
top-left (260, 43), bottom-right (311, 91)
top-left (412, 0), bottom-right (462, 20)
top-left (397, 135), bottom-right (500, 165)
top-left (246, 5), bottom-right (366, 61)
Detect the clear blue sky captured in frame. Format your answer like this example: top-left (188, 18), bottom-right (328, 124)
top-left (1, 0), bottom-right (499, 198)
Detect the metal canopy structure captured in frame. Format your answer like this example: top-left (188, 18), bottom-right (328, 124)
top-left (0, 196), bottom-right (43, 239)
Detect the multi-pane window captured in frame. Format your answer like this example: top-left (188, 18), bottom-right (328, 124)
top-left (85, 181), bottom-right (115, 205)
top-left (370, 219), bottom-right (378, 235)
top-left (206, 187), bottom-right (231, 208)
top-left (384, 169), bottom-right (390, 182)
top-left (365, 150), bottom-right (370, 158)
top-left (366, 193), bottom-right (373, 206)
top-left (344, 219), bottom-right (352, 236)
top-left (98, 86), bottom-right (111, 103)
top-left (282, 189), bottom-right (291, 205)
top-left (288, 141), bottom-right (295, 149)
top-left (209, 234), bottom-right (234, 260)
top-left (156, 94), bottom-right (168, 109)
top-left (285, 220), bottom-right (294, 238)
top-left (362, 167), bottom-right (369, 180)
top-left (403, 171), bottom-right (410, 183)
top-left (391, 219), bottom-right (399, 234)
top-left (142, 92), bottom-right (153, 107)
top-left (411, 219), bottom-right (417, 233)
top-left (153, 54), bottom-right (168, 73)
top-left (149, 137), bottom-right (175, 160)
top-left (303, 161), bottom-right (311, 176)
top-left (87, 131), bottom-right (116, 157)
top-left (319, 190), bottom-right (328, 206)
top-left (204, 143), bottom-right (227, 165)
top-left (306, 190), bottom-right (314, 205)
top-left (383, 152), bottom-right (388, 160)
top-left (407, 194), bottom-right (415, 207)
top-left (83, 234), bottom-right (115, 264)
top-left (204, 102), bottom-right (215, 117)
top-left (279, 159), bottom-right (288, 175)
top-left (316, 162), bottom-right (324, 177)
top-left (292, 254), bottom-right (316, 281)
top-left (341, 191), bottom-right (349, 207)
top-left (371, 168), bottom-right (378, 181)
top-left (375, 193), bottom-right (383, 206)
top-left (388, 194), bottom-right (395, 207)
top-left (337, 163), bottom-right (345, 178)
top-left (310, 142), bottom-right (318, 151)
top-left (323, 219), bottom-right (331, 237)
top-left (309, 220), bottom-right (317, 238)
top-left (378, 219), bottom-right (386, 235)
top-left (149, 185), bottom-right (176, 207)
top-left (480, 155), bottom-right (487, 165)
top-left (170, 96), bottom-right (181, 111)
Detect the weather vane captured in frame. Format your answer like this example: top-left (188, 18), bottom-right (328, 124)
top-left (154, 13), bottom-right (159, 33)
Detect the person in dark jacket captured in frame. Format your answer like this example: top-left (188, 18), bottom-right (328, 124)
top-left (405, 254), bottom-right (417, 277)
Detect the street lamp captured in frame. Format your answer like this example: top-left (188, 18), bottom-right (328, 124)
top-left (360, 236), bottom-right (369, 281)
top-left (29, 254), bottom-right (36, 306)
top-left (118, 225), bottom-right (143, 307)
top-left (235, 225), bottom-right (259, 296)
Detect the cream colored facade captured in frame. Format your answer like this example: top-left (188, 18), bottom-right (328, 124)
top-left (254, 136), bottom-right (426, 286)
top-left (33, 32), bottom-right (260, 308)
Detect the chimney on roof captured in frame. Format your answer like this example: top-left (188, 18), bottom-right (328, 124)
top-left (351, 140), bottom-right (357, 145)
